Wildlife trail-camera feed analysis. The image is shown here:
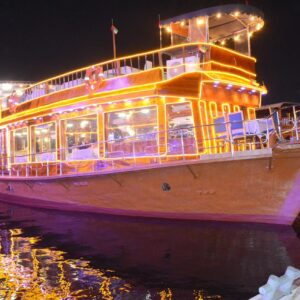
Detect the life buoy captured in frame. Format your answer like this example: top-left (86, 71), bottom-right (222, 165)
top-left (84, 65), bottom-right (104, 94)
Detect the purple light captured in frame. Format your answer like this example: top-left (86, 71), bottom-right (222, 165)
top-left (279, 173), bottom-right (300, 223)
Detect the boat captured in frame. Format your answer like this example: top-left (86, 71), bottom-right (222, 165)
top-left (0, 4), bottom-right (299, 225)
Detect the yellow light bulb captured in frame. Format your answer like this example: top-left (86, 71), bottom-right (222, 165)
top-left (234, 11), bottom-right (240, 17)
top-left (166, 26), bottom-right (172, 33)
top-left (250, 16), bottom-right (255, 21)
top-left (216, 13), bottom-right (222, 19)
top-left (197, 18), bottom-right (204, 25)
top-left (256, 23), bottom-right (262, 31)
top-left (221, 40), bottom-right (225, 45)
top-left (180, 21), bottom-right (185, 27)
top-left (234, 35), bottom-right (240, 41)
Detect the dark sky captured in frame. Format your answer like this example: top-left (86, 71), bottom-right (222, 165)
top-left (0, 0), bottom-right (299, 104)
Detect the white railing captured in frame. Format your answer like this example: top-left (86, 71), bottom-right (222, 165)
top-left (0, 42), bottom-right (255, 109)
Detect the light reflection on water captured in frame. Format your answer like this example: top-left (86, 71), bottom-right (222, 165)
top-left (0, 202), bottom-right (299, 299)
top-left (0, 229), bottom-right (132, 299)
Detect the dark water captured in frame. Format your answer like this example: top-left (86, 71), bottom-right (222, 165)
top-left (0, 202), bottom-right (299, 300)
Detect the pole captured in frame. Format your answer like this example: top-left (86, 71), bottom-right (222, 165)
top-left (111, 19), bottom-right (119, 75)
top-left (247, 26), bottom-right (251, 56)
top-left (112, 19), bottom-right (117, 60)
top-left (158, 14), bottom-right (162, 49)
top-left (293, 106), bottom-right (299, 141)
top-left (170, 22), bottom-right (174, 46)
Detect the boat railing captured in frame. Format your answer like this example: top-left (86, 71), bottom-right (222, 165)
top-left (1, 42), bottom-right (256, 109)
top-left (1, 115), bottom-right (296, 178)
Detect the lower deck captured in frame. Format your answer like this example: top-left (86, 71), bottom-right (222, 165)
top-left (0, 145), bottom-right (299, 226)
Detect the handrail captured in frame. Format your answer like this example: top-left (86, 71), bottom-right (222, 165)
top-left (19, 42), bottom-right (257, 89)
top-left (0, 42), bottom-right (257, 109)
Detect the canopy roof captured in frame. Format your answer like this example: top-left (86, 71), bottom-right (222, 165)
top-left (160, 4), bottom-right (264, 42)
top-left (257, 102), bottom-right (300, 111)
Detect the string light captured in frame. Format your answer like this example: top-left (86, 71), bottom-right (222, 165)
top-left (197, 18), bottom-right (204, 26)
top-left (16, 89), bottom-right (23, 96)
top-left (256, 23), bottom-right (262, 31)
top-left (216, 13), bottom-right (222, 19)
top-left (234, 11), bottom-right (240, 17)
top-left (166, 26), bottom-right (172, 33)
top-left (221, 40), bottom-right (226, 46)
top-left (234, 35), bottom-right (240, 41)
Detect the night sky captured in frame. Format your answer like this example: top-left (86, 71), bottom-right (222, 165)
top-left (0, 0), bottom-right (299, 104)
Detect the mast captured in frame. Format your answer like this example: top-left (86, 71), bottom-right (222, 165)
top-left (111, 19), bottom-right (117, 60)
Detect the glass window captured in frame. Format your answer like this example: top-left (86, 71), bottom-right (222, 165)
top-left (12, 128), bottom-right (28, 163)
top-left (62, 114), bottom-right (98, 160)
top-left (166, 102), bottom-right (196, 154)
top-left (233, 105), bottom-right (240, 112)
top-left (31, 122), bottom-right (56, 162)
top-left (222, 103), bottom-right (231, 115)
top-left (105, 106), bottom-right (158, 157)
top-left (189, 17), bottom-right (208, 43)
top-left (234, 29), bottom-right (250, 56)
top-left (209, 101), bottom-right (218, 119)
top-left (247, 107), bottom-right (256, 120)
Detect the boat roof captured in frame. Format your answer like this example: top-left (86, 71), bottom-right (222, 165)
top-left (257, 102), bottom-right (300, 110)
top-left (160, 4), bottom-right (264, 42)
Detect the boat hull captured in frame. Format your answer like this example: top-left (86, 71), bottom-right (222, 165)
top-left (0, 147), bottom-right (299, 225)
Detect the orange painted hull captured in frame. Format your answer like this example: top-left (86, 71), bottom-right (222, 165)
top-left (0, 146), bottom-right (299, 225)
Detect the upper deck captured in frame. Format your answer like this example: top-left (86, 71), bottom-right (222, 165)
top-left (0, 4), bottom-right (265, 124)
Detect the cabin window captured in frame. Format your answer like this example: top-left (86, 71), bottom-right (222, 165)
top-left (233, 105), bottom-right (240, 112)
top-left (11, 128), bottom-right (28, 163)
top-left (31, 122), bottom-right (56, 162)
top-left (199, 101), bottom-right (212, 153)
top-left (209, 101), bottom-right (218, 119)
top-left (166, 102), bottom-right (196, 154)
top-left (222, 103), bottom-right (231, 115)
top-left (61, 114), bottom-right (98, 161)
top-left (247, 107), bottom-right (256, 120)
top-left (105, 106), bottom-right (158, 157)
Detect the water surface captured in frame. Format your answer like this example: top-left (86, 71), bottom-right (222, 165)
top-left (0, 201), bottom-right (299, 299)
